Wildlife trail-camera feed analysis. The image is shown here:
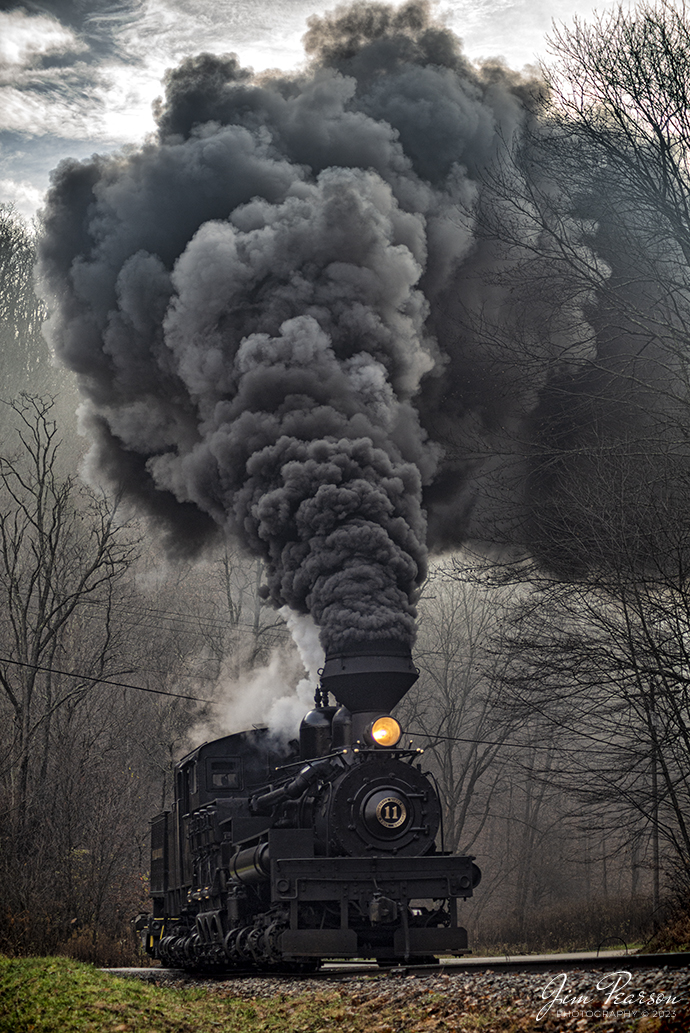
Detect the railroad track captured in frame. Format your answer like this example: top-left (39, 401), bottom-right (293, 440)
top-left (104, 950), bottom-right (690, 982)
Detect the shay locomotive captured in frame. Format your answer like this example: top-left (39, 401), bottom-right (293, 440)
top-left (136, 639), bottom-right (481, 969)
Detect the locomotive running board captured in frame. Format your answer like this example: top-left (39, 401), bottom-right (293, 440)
top-left (271, 853), bottom-right (478, 903)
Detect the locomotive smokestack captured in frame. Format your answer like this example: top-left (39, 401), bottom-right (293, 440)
top-left (320, 638), bottom-right (418, 714)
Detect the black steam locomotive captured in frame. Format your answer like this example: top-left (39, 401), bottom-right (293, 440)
top-left (136, 640), bottom-right (481, 969)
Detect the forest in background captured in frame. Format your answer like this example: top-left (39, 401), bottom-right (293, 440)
top-left (2, 0), bottom-right (690, 961)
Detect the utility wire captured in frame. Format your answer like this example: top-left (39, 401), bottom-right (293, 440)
top-left (0, 654), bottom-right (627, 756)
top-left (7, 595), bottom-right (284, 650)
top-left (0, 655), bottom-right (218, 705)
top-left (78, 595), bottom-right (246, 633)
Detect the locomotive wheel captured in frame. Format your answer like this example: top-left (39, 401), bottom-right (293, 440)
top-left (263, 916), bottom-right (288, 964)
top-left (224, 927), bottom-right (246, 966)
top-left (246, 925), bottom-right (264, 963)
top-left (184, 934), bottom-right (200, 962)
top-left (235, 925), bottom-right (254, 963)
top-left (157, 935), bottom-right (177, 967)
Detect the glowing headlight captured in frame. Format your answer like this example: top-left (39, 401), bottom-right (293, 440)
top-left (370, 716), bottom-right (402, 747)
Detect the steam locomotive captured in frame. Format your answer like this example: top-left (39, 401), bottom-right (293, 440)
top-left (136, 640), bottom-right (481, 969)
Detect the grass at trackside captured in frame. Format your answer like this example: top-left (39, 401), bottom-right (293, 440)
top-left (0, 954), bottom-right (680, 1033)
top-left (0, 955), bottom-right (477, 1033)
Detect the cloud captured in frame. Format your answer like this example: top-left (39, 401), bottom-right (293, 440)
top-left (0, 7), bottom-right (110, 140)
top-left (0, 1), bottom-right (326, 151)
top-left (0, 81), bottom-right (98, 138)
top-left (0, 176), bottom-right (44, 220)
top-left (0, 9), bottom-right (84, 69)
top-left (0, 3), bottom-right (156, 143)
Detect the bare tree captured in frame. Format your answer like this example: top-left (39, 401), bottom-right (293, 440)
top-left (451, 1), bottom-right (690, 580)
top-left (0, 396), bottom-right (137, 824)
top-left (443, 3), bottom-right (690, 919)
top-left (0, 206), bottom-right (49, 395)
top-left (498, 545), bottom-right (690, 903)
top-left (546, 0), bottom-right (690, 264)
top-left (399, 563), bottom-right (519, 865)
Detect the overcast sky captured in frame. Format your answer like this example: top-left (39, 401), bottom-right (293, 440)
top-left (1, 0), bottom-right (620, 220)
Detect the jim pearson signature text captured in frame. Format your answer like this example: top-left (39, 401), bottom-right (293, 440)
top-left (536, 970), bottom-right (681, 1020)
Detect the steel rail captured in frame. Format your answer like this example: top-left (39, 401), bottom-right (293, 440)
top-left (103, 950), bottom-right (690, 982)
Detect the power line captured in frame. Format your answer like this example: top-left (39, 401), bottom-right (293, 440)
top-left (0, 654), bottom-right (621, 757)
top-left (7, 593), bottom-right (284, 648)
top-left (0, 655), bottom-right (219, 705)
top-left (66, 595), bottom-right (257, 636)
top-left (407, 729), bottom-right (561, 751)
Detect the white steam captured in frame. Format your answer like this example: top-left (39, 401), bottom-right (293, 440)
top-left (187, 608), bottom-right (323, 749)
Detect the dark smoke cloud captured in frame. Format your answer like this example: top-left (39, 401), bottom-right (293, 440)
top-left (38, 0), bottom-right (544, 650)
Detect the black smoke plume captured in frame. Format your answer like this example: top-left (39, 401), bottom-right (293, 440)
top-left (38, 1), bottom-right (546, 650)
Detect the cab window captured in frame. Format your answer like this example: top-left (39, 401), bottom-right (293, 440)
top-left (208, 758), bottom-right (241, 790)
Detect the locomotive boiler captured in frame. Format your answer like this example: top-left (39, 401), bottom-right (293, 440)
top-left (137, 639), bottom-right (481, 969)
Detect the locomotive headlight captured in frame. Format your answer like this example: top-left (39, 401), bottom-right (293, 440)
top-left (369, 716), bottom-right (402, 747)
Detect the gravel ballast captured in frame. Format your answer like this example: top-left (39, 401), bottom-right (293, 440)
top-left (154, 962), bottom-right (690, 1031)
